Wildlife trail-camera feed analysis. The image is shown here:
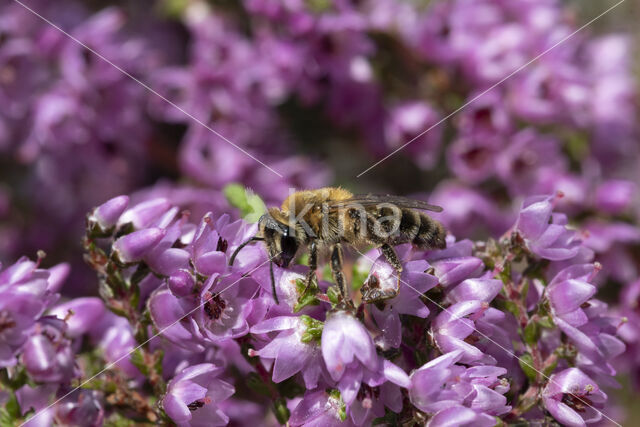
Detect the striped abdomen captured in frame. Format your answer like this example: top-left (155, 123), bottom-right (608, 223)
top-left (365, 207), bottom-right (446, 249)
top-left (396, 208), bottom-right (446, 249)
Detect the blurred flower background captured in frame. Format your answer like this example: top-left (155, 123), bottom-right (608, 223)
top-left (1, 0), bottom-right (640, 425)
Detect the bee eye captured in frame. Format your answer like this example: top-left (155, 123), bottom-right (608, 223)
top-left (281, 236), bottom-right (297, 254)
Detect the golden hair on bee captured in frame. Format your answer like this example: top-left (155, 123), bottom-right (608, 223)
top-left (229, 187), bottom-right (446, 305)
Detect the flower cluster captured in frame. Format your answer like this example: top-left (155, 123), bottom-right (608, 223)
top-left (0, 0), bottom-right (639, 424)
top-left (0, 253), bottom-right (142, 425)
top-left (1, 191), bottom-right (625, 425)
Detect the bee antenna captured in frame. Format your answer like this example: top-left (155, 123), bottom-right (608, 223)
top-left (229, 236), bottom-right (263, 266)
top-left (270, 260), bottom-right (280, 305)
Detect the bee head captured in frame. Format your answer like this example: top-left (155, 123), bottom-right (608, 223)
top-left (258, 210), bottom-right (299, 268)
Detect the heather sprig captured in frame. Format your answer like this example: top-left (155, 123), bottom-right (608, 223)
top-left (2, 187), bottom-right (627, 425)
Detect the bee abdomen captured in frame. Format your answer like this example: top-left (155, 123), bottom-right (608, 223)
top-left (412, 212), bottom-right (446, 249)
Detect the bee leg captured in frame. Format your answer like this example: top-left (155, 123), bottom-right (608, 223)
top-left (362, 244), bottom-right (403, 303)
top-left (330, 243), bottom-right (348, 300)
top-left (303, 241), bottom-right (318, 294)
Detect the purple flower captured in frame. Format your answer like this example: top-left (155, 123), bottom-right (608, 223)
top-left (250, 315), bottom-right (324, 389)
top-left (431, 298), bottom-right (504, 364)
top-left (190, 213), bottom-right (262, 275)
top-left (112, 228), bottom-right (166, 263)
top-left (0, 257), bottom-right (57, 368)
top-left (409, 351), bottom-right (510, 418)
top-left (290, 389), bottom-right (354, 427)
top-left (88, 195), bottom-right (130, 231)
top-left (48, 297), bottom-right (105, 338)
top-left (542, 368), bottom-right (607, 426)
top-left (321, 310), bottom-right (376, 384)
top-left (195, 274), bottom-right (265, 342)
top-left (54, 390), bottom-right (104, 427)
top-left (594, 180), bottom-right (635, 214)
top-left (514, 194), bottom-right (580, 260)
top-left (118, 198), bottom-right (172, 229)
top-left (363, 248), bottom-right (438, 348)
top-left (162, 363), bottom-right (234, 427)
top-left (426, 405), bottom-right (497, 427)
top-left (430, 256), bottom-right (484, 289)
top-left (384, 101), bottom-right (442, 169)
top-left (546, 266), bottom-right (625, 378)
top-left (495, 129), bottom-right (566, 196)
top-left (90, 311), bottom-right (140, 378)
top-left (21, 317), bottom-right (77, 383)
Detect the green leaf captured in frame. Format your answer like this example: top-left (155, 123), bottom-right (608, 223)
top-left (0, 409), bottom-right (15, 427)
top-left (523, 320), bottom-right (540, 345)
top-left (224, 184), bottom-right (267, 223)
top-left (130, 349), bottom-right (149, 376)
top-left (537, 316), bottom-right (555, 329)
top-left (294, 279), bottom-right (320, 313)
top-left (5, 393), bottom-right (20, 419)
top-left (326, 286), bottom-right (341, 306)
top-left (0, 367), bottom-right (28, 390)
top-left (518, 353), bottom-right (538, 383)
top-left (273, 398), bottom-right (290, 425)
top-left (154, 350), bottom-right (164, 378)
top-left (351, 264), bottom-right (369, 291)
top-left (502, 300), bottom-right (520, 319)
top-left (543, 358), bottom-right (558, 377)
top-left (520, 279), bottom-right (530, 302)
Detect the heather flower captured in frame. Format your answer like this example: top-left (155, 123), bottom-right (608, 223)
top-left (428, 183), bottom-right (513, 237)
top-left (363, 248), bottom-right (438, 348)
top-left (321, 310), bottom-right (376, 385)
top-left (162, 363), bottom-right (234, 427)
top-left (429, 256), bottom-right (484, 289)
top-left (190, 213), bottom-right (262, 275)
top-left (542, 368), bottom-right (607, 426)
top-left (112, 228), bottom-right (166, 263)
top-left (54, 390), bottom-right (104, 427)
top-left (148, 286), bottom-right (206, 352)
top-left (495, 129), bottom-right (566, 196)
top-left (195, 273), bottom-right (265, 342)
top-left (431, 300), bottom-right (503, 364)
top-left (289, 389), bottom-right (354, 427)
top-left (118, 198), bottom-right (172, 229)
top-left (87, 195), bottom-right (130, 232)
top-left (20, 317), bottom-right (76, 383)
top-left (48, 297), bottom-right (105, 338)
top-left (514, 194), bottom-right (580, 260)
top-left (250, 315), bottom-right (324, 389)
top-left (0, 257), bottom-right (58, 368)
top-left (409, 351), bottom-right (510, 418)
top-left (594, 180), bottom-right (635, 214)
top-left (90, 311), bottom-right (140, 378)
top-left (15, 383), bottom-right (58, 425)
top-left (321, 310), bottom-right (410, 407)
top-left (426, 405), bottom-right (498, 427)
top-left (384, 101), bottom-right (442, 169)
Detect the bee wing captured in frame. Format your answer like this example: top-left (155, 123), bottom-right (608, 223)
top-left (327, 194), bottom-right (443, 212)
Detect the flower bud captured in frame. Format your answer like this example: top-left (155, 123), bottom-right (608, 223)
top-left (91, 195), bottom-right (129, 230)
top-left (113, 228), bottom-right (165, 263)
top-left (168, 269), bottom-right (195, 297)
top-left (118, 198), bottom-right (171, 229)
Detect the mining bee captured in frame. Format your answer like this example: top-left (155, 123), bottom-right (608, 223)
top-left (230, 187), bottom-right (446, 304)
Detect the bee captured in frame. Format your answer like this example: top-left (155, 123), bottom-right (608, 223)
top-left (229, 187), bottom-right (446, 304)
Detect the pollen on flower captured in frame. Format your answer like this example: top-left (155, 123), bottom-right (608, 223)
top-left (203, 292), bottom-right (227, 320)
